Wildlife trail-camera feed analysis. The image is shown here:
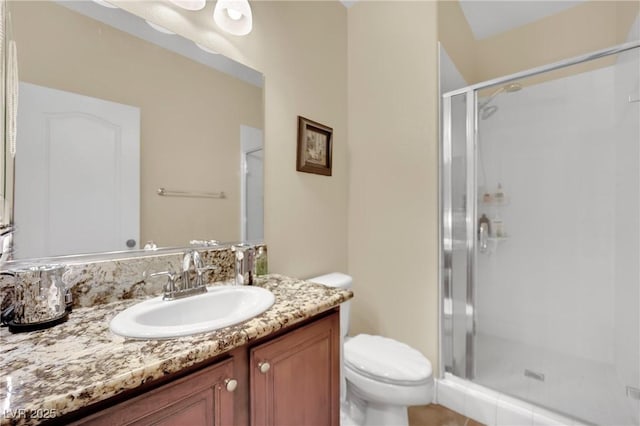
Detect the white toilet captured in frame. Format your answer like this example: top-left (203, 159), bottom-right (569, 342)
top-left (309, 273), bottom-right (434, 426)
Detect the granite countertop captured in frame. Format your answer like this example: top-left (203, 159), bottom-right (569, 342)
top-left (0, 274), bottom-right (353, 426)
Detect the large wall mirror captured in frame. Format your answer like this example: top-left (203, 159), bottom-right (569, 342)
top-left (3, 0), bottom-right (264, 260)
top-left (0, 0), bottom-right (8, 240)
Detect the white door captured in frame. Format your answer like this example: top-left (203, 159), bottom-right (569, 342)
top-left (240, 125), bottom-right (263, 241)
top-left (14, 82), bottom-right (140, 259)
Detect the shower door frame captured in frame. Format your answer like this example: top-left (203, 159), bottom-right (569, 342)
top-left (439, 39), bottom-right (640, 379)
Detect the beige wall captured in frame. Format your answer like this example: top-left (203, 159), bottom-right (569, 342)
top-left (118, 1), bottom-right (438, 368)
top-left (347, 1), bottom-right (440, 370)
top-left (440, 0), bottom-right (639, 85)
top-left (437, 0), bottom-right (478, 83)
top-left (118, 1), bottom-right (349, 278)
top-left (12, 1), bottom-right (263, 247)
top-left (232, 2), bottom-right (349, 278)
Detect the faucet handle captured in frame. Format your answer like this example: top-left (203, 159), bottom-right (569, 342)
top-left (147, 270), bottom-right (180, 296)
top-left (182, 250), bottom-right (195, 273)
top-left (142, 269), bottom-right (177, 281)
top-left (148, 270), bottom-right (178, 279)
top-left (191, 250), bottom-right (204, 270)
top-left (195, 265), bottom-right (218, 287)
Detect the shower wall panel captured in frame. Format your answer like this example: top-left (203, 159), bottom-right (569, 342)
top-left (612, 32), bottom-right (640, 407)
top-left (476, 65), bottom-right (618, 366)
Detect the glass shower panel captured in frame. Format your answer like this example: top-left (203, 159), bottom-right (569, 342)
top-left (473, 48), bottom-right (640, 425)
top-left (442, 92), bottom-right (471, 378)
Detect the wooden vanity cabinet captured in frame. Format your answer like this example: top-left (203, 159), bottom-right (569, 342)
top-left (70, 310), bottom-right (339, 426)
top-left (250, 311), bottom-right (340, 426)
top-left (72, 358), bottom-right (236, 426)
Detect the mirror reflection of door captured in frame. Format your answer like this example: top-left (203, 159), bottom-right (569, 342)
top-left (14, 82), bottom-right (140, 259)
top-left (241, 125), bottom-right (263, 241)
top-left (8, 1), bottom-right (264, 258)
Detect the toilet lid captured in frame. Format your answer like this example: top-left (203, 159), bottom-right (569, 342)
top-left (344, 334), bottom-right (432, 385)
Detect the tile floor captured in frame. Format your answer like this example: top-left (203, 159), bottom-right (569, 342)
top-left (409, 404), bottom-right (485, 426)
top-left (474, 332), bottom-right (639, 425)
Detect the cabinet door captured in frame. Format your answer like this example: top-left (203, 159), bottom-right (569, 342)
top-left (74, 358), bottom-right (236, 426)
top-left (250, 311), bottom-right (340, 426)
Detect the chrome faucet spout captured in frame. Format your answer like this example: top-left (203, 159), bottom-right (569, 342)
top-left (182, 250), bottom-right (194, 289)
top-left (152, 250), bottom-right (212, 300)
top-left (182, 250), bottom-right (206, 288)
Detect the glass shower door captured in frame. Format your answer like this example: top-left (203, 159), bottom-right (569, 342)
top-left (473, 47), bottom-right (639, 426)
top-left (442, 42), bottom-right (640, 425)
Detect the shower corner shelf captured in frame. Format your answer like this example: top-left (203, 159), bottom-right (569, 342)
top-left (488, 236), bottom-right (509, 243)
top-left (454, 236), bottom-right (509, 252)
top-left (479, 235), bottom-right (509, 255)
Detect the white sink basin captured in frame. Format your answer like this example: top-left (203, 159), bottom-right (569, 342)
top-left (109, 285), bottom-right (275, 339)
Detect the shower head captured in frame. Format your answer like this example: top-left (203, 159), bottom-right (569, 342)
top-left (479, 82), bottom-right (522, 108)
top-left (480, 105), bottom-right (499, 120)
top-left (506, 83), bottom-right (522, 92)
top-left (478, 82), bottom-right (522, 119)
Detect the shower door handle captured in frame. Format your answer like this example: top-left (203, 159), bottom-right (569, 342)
top-left (479, 223), bottom-right (489, 253)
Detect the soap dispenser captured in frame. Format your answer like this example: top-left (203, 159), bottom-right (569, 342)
top-left (255, 246), bottom-right (268, 276)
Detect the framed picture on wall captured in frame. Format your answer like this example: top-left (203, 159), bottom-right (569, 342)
top-left (296, 116), bottom-right (333, 176)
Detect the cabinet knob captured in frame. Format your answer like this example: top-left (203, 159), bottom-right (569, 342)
top-left (258, 361), bottom-right (270, 374)
top-left (225, 378), bottom-right (238, 392)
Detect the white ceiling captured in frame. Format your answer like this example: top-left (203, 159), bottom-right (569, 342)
top-left (458, 0), bottom-right (587, 40)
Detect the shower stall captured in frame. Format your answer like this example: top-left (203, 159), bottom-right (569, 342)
top-left (440, 40), bottom-right (640, 426)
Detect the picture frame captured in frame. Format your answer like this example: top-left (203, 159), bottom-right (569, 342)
top-left (296, 116), bottom-right (333, 176)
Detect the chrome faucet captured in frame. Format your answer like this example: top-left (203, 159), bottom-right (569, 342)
top-left (181, 249), bottom-right (200, 290)
top-left (147, 250), bottom-right (216, 301)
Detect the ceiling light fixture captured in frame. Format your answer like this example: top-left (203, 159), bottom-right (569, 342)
top-left (145, 20), bottom-right (176, 35)
top-left (213, 0), bottom-right (253, 36)
top-left (168, 0), bottom-right (207, 11)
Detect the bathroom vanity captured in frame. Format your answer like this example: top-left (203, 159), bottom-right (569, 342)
top-left (74, 311), bottom-right (339, 426)
top-left (0, 274), bottom-right (352, 426)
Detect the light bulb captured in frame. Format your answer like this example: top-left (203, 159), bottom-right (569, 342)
top-left (226, 8), bottom-right (243, 20)
top-left (213, 0), bottom-right (252, 36)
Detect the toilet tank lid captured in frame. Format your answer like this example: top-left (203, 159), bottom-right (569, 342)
top-left (307, 272), bottom-right (352, 289)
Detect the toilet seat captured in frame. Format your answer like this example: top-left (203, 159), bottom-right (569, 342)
top-left (344, 334), bottom-right (432, 386)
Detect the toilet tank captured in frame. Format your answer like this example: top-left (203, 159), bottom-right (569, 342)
top-left (308, 273), bottom-right (351, 337)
